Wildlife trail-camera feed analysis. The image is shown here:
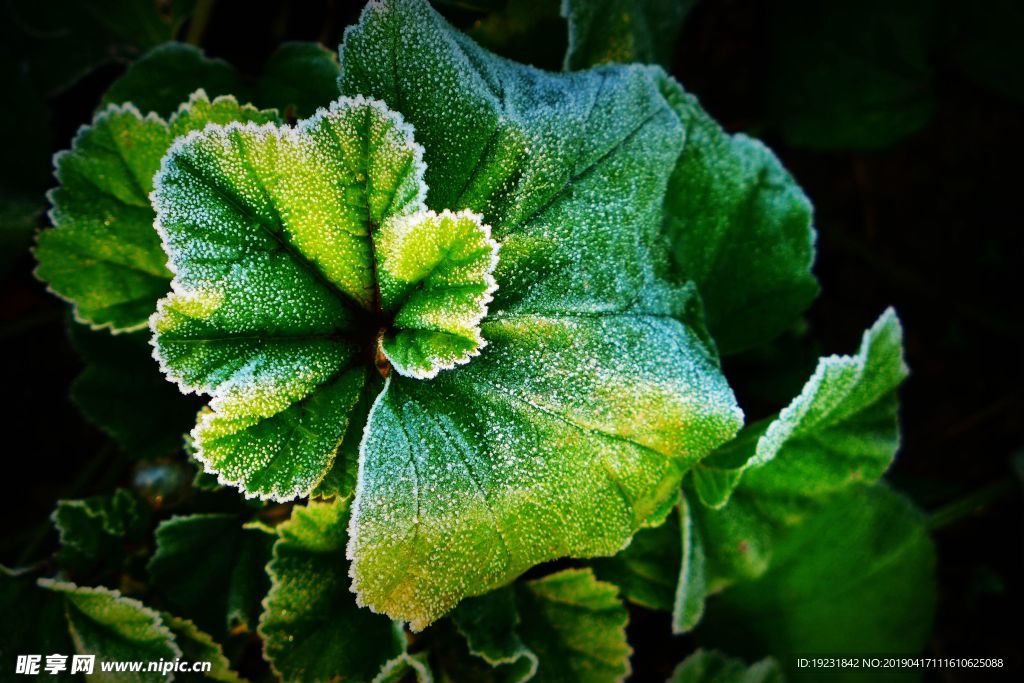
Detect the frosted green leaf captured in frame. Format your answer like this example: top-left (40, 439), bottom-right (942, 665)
top-left (376, 209), bottom-right (499, 378)
top-left (148, 513), bottom-right (274, 637)
top-left (452, 584), bottom-right (538, 683)
top-left (37, 579), bottom-right (181, 682)
top-left (162, 614), bottom-right (244, 683)
top-left (151, 96), bottom-right (432, 500)
top-left (683, 310), bottom-right (909, 622)
top-left (671, 649), bottom-right (783, 683)
top-left (52, 489), bottom-right (150, 579)
top-left (748, 308), bottom-right (907, 481)
top-left (657, 76), bottom-right (818, 354)
top-left (375, 652), bottom-right (434, 683)
top-left (699, 486), bottom-right (936, 682)
top-left (454, 569), bottom-right (630, 683)
top-left (673, 493), bottom-right (707, 633)
top-left (563, 0), bottom-right (695, 70)
top-left (341, 0), bottom-right (742, 628)
top-left (35, 91), bottom-right (279, 332)
top-left (259, 497), bottom-right (404, 681)
top-left (590, 509), bottom-right (680, 612)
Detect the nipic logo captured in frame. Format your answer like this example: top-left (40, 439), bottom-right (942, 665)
top-left (15, 654), bottom-right (95, 675)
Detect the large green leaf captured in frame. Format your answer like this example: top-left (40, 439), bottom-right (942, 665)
top-left (658, 77), bottom-right (818, 354)
top-left (563, 0), bottom-right (696, 70)
top-left (590, 507), bottom-right (680, 612)
top-left (679, 310), bottom-right (909, 627)
top-left (38, 580), bottom-right (182, 683)
top-left (148, 513), bottom-right (274, 637)
top-left (258, 497), bottom-right (404, 681)
top-left (35, 92), bottom-right (279, 333)
top-left (454, 568), bottom-right (631, 683)
top-left (671, 649), bottom-right (783, 683)
top-left (698, 486), bottom-right (936, 682)
top-left (339, 0), bottom-right (741, 628)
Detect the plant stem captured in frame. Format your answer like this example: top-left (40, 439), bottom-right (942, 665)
top-left (186, 0), bottom-right (216, 45)
top-left (927, 479), bottom-right (1017, 531)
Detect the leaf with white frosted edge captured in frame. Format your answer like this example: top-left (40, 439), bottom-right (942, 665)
top-left (374, 652), bottom-right (434, 683)
top-left (148, 514), bottom-right (274, 637)
top-left (162, 614), bottom-right (244, 683)
top-left (671, 649), bottom-right (784, 683)
top-left (563, 0), bottom-right (696, 70)
top-left (656, 74), bottom-right (818, 355)
top-left (150, 96), bottom-right (430, 501)
top-left (748, 308), bottom-right (907, 481)
top-left (376, 208), bottom-right (499, 379)
top-left (352, 309), bottom-right (740, 628)
top-left (517, 569), bottom-right (631, 683)
top-left (34, 91), bottom-right (279, 332)
top-left (453, 569), bottom-right (630, 683)
top-left (673, 493), bottom-right (707, 634)
top-left (681, 310), bottom-right (909, 617)
top-left (52, 489), bottom-right (150, 579)
top-left (452, 585), bottom-right (538, 683)
top-left (590, 508), bottom-right (680, 612)
top-left (37, 579), bottom-right (181, 682)
top-left (259, 497), bottom-right (404, 682)
top-left (340, 0), bottom-right (742, 627)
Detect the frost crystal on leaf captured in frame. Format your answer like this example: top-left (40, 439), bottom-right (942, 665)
top-left (35, 90), bottom-right (279, 333)
top-left (150, 0), bottom-right (745, 629)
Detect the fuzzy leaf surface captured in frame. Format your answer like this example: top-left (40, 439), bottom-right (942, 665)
top-left (35, 92), bottom-right (278, 332)
top-left (258, 497), bottom-right (404, 682)
top-left (682, 310), bottom-right (909, 625)
top-left (38, 580), bottom-right (181, 682)
top-left (454, 568), bottom-right (631, 683)
top-left (340, 0), bottom-right (742, 628)
top-left (658, 77), bottom-right (818, 354)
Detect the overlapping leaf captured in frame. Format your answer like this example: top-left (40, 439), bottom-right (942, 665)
top-left (35, 91), bottom-right (279, 332)
top-left (454, 568), bottom-right (631, 683)
top-left (340, 0), bottom-right (742, 628)
top-left (258, 497), bottom-right (404, 681)
top-left (698, 486), bottom-right (936, 682)
top-left (677, 309), bottom-right (909, 629)
top-left (148, 514), bottom-right (274, 637)
top-left (671, 649), bottom-right (783, 683)
top-left (657, 77), bottom-right (818, 354)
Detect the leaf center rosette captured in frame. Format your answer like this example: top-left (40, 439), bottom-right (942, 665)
top-left (151, 88), bottom-right (742, 629)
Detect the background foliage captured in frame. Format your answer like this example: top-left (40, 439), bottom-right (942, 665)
top-left (1, 0), bottom-right (1021, 681)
